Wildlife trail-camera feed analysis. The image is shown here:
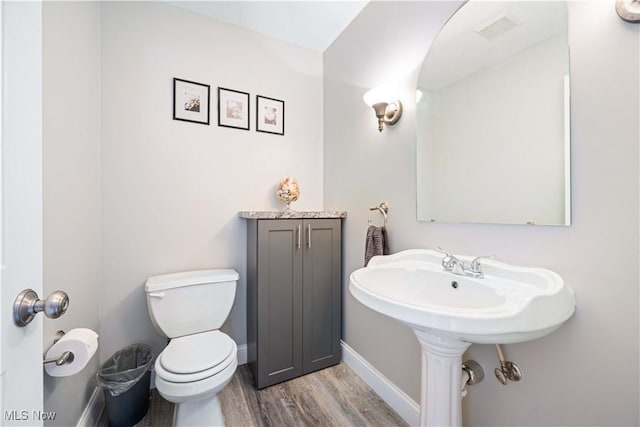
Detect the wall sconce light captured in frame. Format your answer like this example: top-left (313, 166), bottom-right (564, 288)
top-left (616, 0), bottom-right (640, 22)
top-left (363, 86), bottom-right (403, 132)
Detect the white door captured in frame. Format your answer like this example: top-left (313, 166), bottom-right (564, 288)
top-left (0, 1), bottom-right (45, 426)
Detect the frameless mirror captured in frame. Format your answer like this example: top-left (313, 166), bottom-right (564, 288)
top-left (416, 1), bottom-right (570, 225)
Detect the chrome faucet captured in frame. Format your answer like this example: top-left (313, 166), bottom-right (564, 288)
top-left (437, 247), bottom-right (467, 275)
top-left (436, 247), bottom-right (493, 279)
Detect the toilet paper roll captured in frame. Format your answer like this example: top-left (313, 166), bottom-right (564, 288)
top-left (45, 328), bottom-right (99, 377)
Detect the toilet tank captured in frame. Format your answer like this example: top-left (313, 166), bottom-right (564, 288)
top-left (145, 269), bottom-right (238, 338)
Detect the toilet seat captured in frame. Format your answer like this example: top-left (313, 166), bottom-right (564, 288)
top-left (156, 331), bottom-right (235, 383)
top-left (154, 340), bottom-right (238, 404)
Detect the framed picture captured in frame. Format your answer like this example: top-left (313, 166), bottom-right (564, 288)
top-left (256, 95), bottom-right (284, 135)
top-left (218, 87), bottom-right (250, 130)
top-left (173, 78), bottom-right (210, 125)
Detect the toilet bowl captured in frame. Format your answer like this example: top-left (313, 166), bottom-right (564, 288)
top-left (145, 269), bottom-right (239, 426)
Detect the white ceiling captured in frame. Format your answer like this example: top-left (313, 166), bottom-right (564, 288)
top-left (165, 1), bottom-right (370, 52)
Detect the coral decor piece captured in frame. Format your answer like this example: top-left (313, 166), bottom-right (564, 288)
top-left (276, 177), bottom-right (300, 211)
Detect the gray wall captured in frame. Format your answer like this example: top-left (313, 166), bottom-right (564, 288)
top-left (43, 2), bottom-right (102, 426)
top-left (324, 1), bottom-right (639, 425)
top-left (99, 2), bottom-right (324, 362)
top-left (41, 2), bottom-right (324, 423)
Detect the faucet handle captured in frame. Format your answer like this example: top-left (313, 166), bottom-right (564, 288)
top-left (436, 247), bottom-right (458, 271)
top-left (470, 255), bottom-right (494, 273)
top-left (436, 246), bottom-right (453, 257)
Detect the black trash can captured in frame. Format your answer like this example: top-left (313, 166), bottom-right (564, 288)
top-left (97, 344), bottom-right (154, 427)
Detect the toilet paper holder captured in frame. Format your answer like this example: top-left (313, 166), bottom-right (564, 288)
top-left (43, 351), bottom-right (74, 366)
top-left (43, 330), bottom-right (74, 366)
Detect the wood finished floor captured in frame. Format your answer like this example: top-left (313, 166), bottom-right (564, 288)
top-left (98, 363), bottom-right (408, 427)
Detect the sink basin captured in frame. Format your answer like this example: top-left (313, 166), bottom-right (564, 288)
top-left (350, 249), bottom-right (575, 344)
top-left (350, 249), bottom-right (576, 426)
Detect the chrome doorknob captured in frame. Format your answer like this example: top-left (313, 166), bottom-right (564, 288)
top-left (13, 289), bottom-right (69, 327)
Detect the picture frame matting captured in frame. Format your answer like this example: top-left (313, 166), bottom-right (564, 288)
top-left (256, 95), bottom-right (285, 135)
top-left (173, 78), bottom-right (210, 125)
top-left (218, 87), bottom-right (250, 131)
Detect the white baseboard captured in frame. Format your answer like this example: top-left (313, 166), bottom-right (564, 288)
top-left (237, 343), bottom-right (248, 365)
top-left (341, 341), bottom-right (420, 426)
top-left (76, 386), bottom-right (104, 427)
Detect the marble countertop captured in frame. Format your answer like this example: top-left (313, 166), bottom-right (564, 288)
top-left (238, 210), bottom-right (347, 219)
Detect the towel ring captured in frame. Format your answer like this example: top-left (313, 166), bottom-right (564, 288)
top-left (368, 202), bottom-right (389, 227)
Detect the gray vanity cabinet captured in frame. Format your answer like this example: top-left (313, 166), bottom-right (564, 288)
top-left (246, 218), bottom-right (342, 389)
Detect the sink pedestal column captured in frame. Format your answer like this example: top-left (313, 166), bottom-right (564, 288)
top-left (414, 329), bottom-right (472, 427)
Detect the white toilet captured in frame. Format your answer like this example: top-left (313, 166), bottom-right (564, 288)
top-left (145, 269), bottom-right (239, 427)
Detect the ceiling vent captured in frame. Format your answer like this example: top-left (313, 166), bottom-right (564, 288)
top-left (475, 12), bottom-right (520, 42)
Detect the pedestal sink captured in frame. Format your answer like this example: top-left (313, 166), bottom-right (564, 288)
top-left (349, 249), bottom-right (576, 426)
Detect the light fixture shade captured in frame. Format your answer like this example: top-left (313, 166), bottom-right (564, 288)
top-left (363, 86), bottom-right (396, 107)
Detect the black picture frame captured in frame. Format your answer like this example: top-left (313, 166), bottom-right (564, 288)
top-left (173, 78), bottom-right (210, 125)
top-left (256, 95), bottom-right (285, 135)
top-left (217, 87), bottom-right (250, 131)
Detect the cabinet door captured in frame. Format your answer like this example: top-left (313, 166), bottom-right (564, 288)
top-left (302, 219), bottom-right (342, 373)
top-left (256, 219), bottom-right (303, 388)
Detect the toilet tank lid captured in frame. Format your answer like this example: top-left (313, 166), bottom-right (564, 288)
top-left (145, 269), bottom-right (239, 292)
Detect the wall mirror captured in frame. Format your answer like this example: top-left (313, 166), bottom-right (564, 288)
top-left (416, 1), bottom-right (570, 226)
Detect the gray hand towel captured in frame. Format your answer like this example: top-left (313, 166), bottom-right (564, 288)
top-left (364, 225), bottom-right (390, 266)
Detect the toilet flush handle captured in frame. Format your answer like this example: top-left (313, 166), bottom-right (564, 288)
top-left (149, 292), bottom-right (165, 298)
